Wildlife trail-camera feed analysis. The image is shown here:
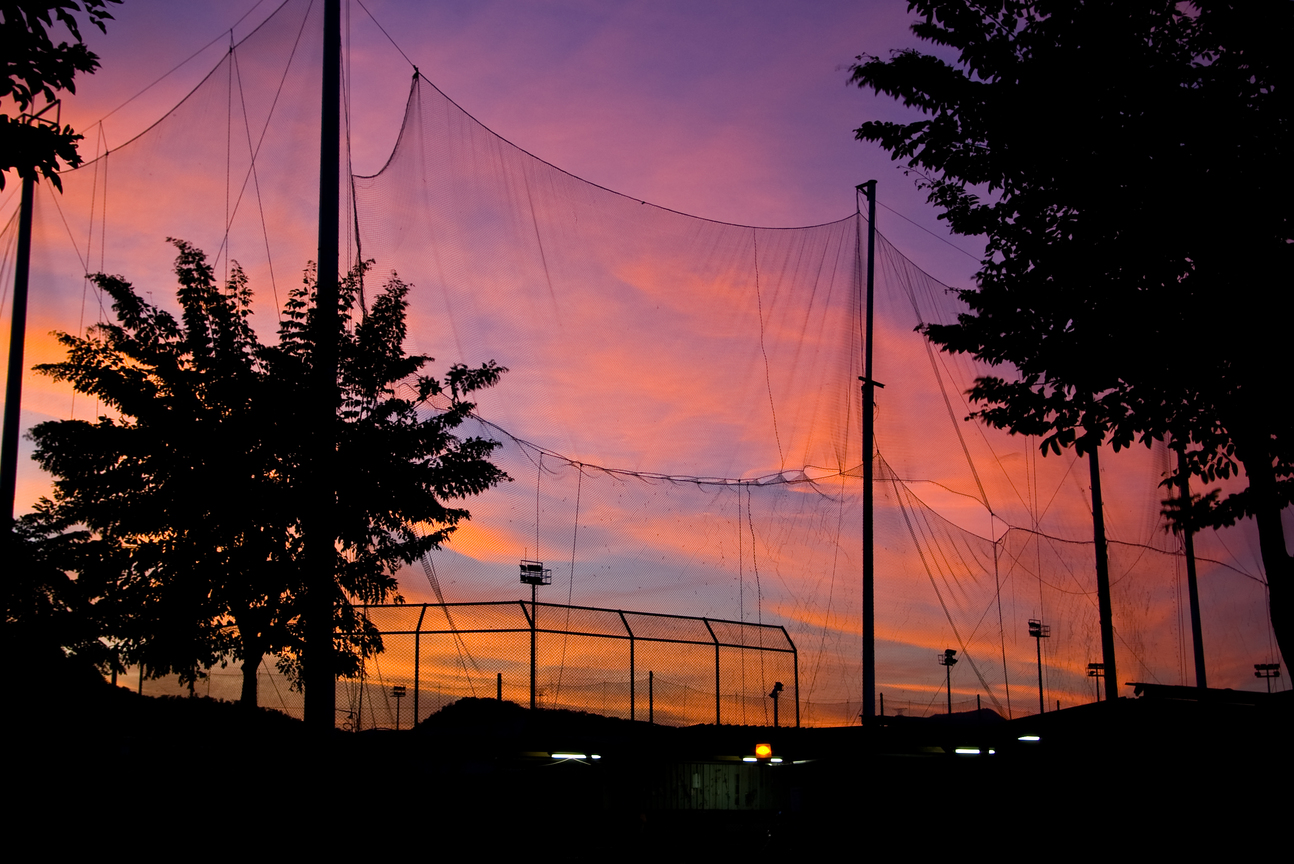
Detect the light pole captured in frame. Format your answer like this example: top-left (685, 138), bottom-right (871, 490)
top-left (1087, 662), bottom-right (1105, 702)
top-left (769, 681), bottom-right (784, 728)
top-left (520, 559), bottom-right (551, 709)
top-left (1255, 663), bottom-right (1281, 694)
top-left (938, 649), bottom-right (958, 714)
top-left (392, 684), bottom-right (406, 730)
top-left (1028, 619), bottom-right (1051, 714)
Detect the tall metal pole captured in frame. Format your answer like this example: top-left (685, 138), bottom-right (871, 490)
top-left (1175, 443), bottom-right (1207, 688)
top-left (946, 661), bottom-right (953, 715)
top-left (857, 181), bottom-right (878, 721)
top-left (1036, 632), bottom-right (1045, 714)
top-left (305, 0), bottom-right (342, 732)
top-left (1089, 445), bottom-right (1118, 701)
top-left (414, 604), bottom-right (426, 725)
top-left (530, 581), bottom-right (538, 709)
top-left (704, 618), bottom-right (720, 725)
top-left (2, 174), bottom-right (34, 527)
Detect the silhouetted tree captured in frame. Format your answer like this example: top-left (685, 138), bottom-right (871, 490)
top-left (28, 241), bottom-right (508, 705)
top-left (851, 1), bottom-right (1292, 663)
top-left (1, 0), bottom-right (121, 190)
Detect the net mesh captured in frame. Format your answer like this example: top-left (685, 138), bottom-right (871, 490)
top-left (1, 0), bottom-right (1280, 725)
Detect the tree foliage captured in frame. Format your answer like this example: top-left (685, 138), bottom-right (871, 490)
top-left (26, 241), bottom-right (508, 704)
top-left (1, 1), bottom-right (121, 189)
top-left (851, 1), bottom-right (1292, 661)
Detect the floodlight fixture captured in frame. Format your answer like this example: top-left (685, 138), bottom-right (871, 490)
top-left (520, 559), bottom-right (552, 585)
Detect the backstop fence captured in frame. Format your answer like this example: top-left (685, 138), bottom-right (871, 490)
top-left (340, 601), bottom-right (799, 731)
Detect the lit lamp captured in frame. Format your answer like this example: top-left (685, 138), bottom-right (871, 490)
top-left (745, 743), bottom-right (781, 763)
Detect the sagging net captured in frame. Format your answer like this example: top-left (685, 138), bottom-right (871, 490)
top-left (1, 0), bottom-right (1279, 724)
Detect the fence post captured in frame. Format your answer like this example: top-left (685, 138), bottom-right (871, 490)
top-left (649, 670), bottom-right (654, 724)
top-left (703, 618), bottom-right (720, 725)
top-left (782, 625), bottom-right (800, 728)
top-left (519, 599), bottom-right (536, 710)
top-left (618, 611), bottom-right (634, 721)
top-left (414, 604), bottom-right (427, 726)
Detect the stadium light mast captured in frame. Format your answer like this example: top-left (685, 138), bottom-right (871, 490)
top-left (1255, 662), bottom-right (1281, 694)
top-left (857, 181), bottom-right (881, 722)
top-left (306, 0), bottom-right (342, 733)
top-left (1087, 662), bottom-right (1104, 703)
top-left (1029, 619), bottom-right (1050, 714)
top-left (938, 649), bottom-right (958, 715)
top-left (521, 560), bottom-right (551, 709)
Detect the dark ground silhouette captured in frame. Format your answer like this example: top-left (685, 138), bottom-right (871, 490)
top-left (12, 671), bottom-right (1287, 855)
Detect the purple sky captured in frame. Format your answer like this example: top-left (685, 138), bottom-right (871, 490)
top-left (3, 1), bottom-right (1284, 712)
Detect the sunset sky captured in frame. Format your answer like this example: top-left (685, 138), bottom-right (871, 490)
top-left (2, 0), bottom-right (1284, 721)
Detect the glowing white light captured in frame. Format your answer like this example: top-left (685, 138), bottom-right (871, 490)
top-left (770, 758), bottom-right (783, 763)
top-left (1017, 735), bottom-right (1041, 742)
top-left (551, 753), bottom-right (587, 760)
top-left (954, 748), bottom-right (980, 755)
top-left (988, 749), bottom-right (996, 754)
top-left (742, 757), bottom-right (758, 762)
top-left (591, 754), bottom-right (601, 760)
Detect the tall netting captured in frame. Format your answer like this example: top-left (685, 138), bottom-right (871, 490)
top-left (1, 0), bottom-right (1280, 725)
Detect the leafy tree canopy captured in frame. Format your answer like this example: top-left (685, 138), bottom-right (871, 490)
top-left (851, 1), bottom-right (1292, 661)
top-left (1, 0), bottom-right (121, 189)
top-left (26, 241), bottom-right (508, 705)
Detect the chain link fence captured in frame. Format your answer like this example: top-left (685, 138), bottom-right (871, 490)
top-left (338, 601), bottom-right (799, 730)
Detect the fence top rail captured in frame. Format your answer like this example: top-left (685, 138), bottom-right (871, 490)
top-left (358, 601), bottom-right (796, 650)
top-left (360, 601), bottom-right (792, 632)
top-left (368, 626), bottom-right (797, 651)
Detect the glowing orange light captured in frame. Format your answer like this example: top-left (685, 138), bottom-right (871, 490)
top-left (754, 743), bottom-right (772, 759)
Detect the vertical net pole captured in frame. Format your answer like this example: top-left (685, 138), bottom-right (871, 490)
top-left (306, 0), bottom-right (341, 733)
top-left (1, 174), bottom-right (33, 526)
top-left (1089, 446), bottom-right (1119, 700)
top-left (1175, 443), bottom-right (1208, 688)
top-left (857, 181), bottom-right (878, 720)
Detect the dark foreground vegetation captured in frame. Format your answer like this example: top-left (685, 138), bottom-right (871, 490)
top-left (13, 668), bottom-right (1288, 855)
